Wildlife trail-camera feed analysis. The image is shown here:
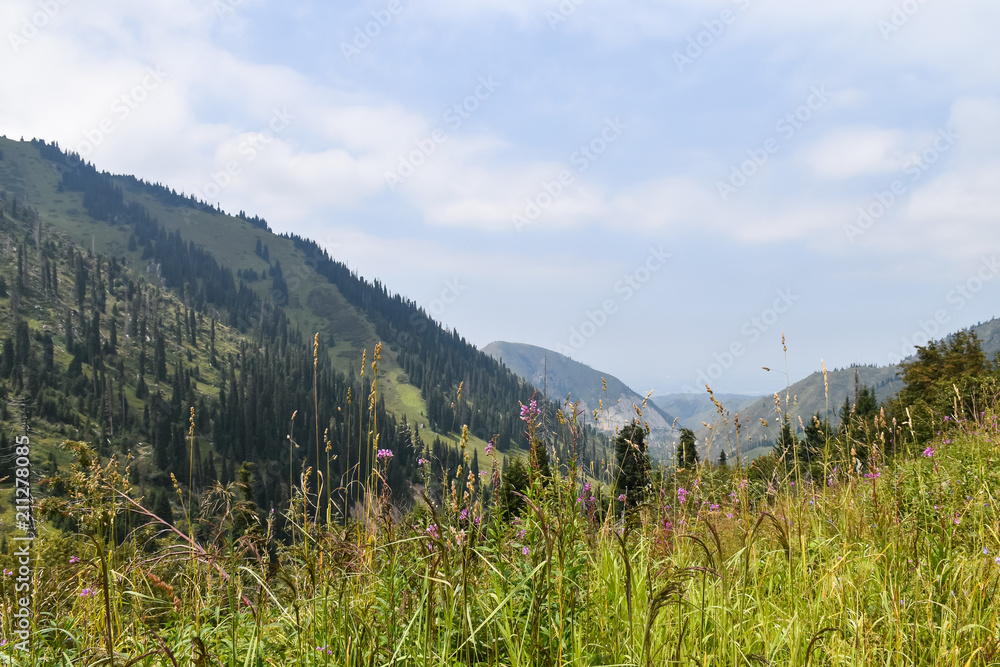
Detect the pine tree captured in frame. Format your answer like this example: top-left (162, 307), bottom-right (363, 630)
top-left (774, 414), bottom-right (796, 462)
top-left (498, 455), bottom-right (529, 519)
top-left (614, 420), bottom-right (650, 505)
top-left (677, 427), bottom-right (698, 468)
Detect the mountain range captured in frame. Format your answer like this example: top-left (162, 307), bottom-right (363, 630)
top-left (482, 341), bottom-right (677, 454)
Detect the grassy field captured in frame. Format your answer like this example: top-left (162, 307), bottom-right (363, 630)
top-left (2, 398), bottom-right (999, 666)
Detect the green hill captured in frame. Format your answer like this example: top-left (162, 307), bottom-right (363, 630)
top-left (0, 136), bottom-right (604, 523)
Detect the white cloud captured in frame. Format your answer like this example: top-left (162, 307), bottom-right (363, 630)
top-left (799, 126), bottom-right (908, 180)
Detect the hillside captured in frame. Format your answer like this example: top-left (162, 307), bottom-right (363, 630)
top-left (483, 341), bottom-right (677, 456)
top-left (0, 136), bottom-right (609, 522)
top-left (675, 317), bottom-right (1000, 461)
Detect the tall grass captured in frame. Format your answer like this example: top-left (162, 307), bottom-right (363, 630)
top-left (4, 350), bottom-right (1000, 665)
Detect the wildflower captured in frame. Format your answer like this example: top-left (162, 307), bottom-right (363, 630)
top-left (588, 496), bottom-right (596, 503)
top-left (417, 457), bottom-right (428, 465)
top-left (485, 440), bottom-right (495, 456)
top-left (576, 497), bottom-right (583, 504)
top-left (618, 493), bottom-right (627, 503)
top-left (70, 556), bottom-right (80, 564)
top-left (678, 488), bottom-right (688, 504)
top-left (426, 524), bottom-right (440, 540)
top-left (522, 546), bottom-right (530, 556)
top-left (944, 416), bottom-right (950, 422)
top-left (583, 482), bottom-right (592, 493)
top-left (984, 547), bottom-right (989, 555)
top-left (923, 447), bottom-right (935, 458)
top-left (459, 509), bottom-right (469, 522)
top-left (376, 449), bottom-right (393, 461)
top-left (944, 439), bottom-right (952, 445)
top-left (995, 557), bottom-right (1000, 566)
top-left (80, 588), bottom-right (96, 597)
top-left (520, 400), bottom-right (539, 423)
top-left (517, 529), bottom-right (526, 540)
top-left (710, 504), bottom-right (720, 512)
top-left (3, 569), bottom-right (11, 577)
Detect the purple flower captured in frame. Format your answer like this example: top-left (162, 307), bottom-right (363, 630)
top-left (459, 509), bottom-right (469, 522)
top-left (376, 449), bottom-right (393, 461)
top-left (522, 546), bottom-right (530, 556)
top-left (923, 447), bottom-right (935, 458)
top-left (677, 488), bottom-right (688, 504)
top-left (3, 569), bottom-right (12, 576)
top-left (520, 400), bottom-right (540, 423)
top-left (583, 482), bottom-right (592, 493)
top-left (417, 457), bottom-right (428, 466)
top-left (618, 493), bottom-right (627, 503)
top-left (485, 440), bottom-right (495, 456)
top-left (70, 556), bottom-right (80, 564)
top-left (517, 529), bottom-right (526, 540)
top-left (944, 416), bottom-right (950, 422)
top-left (80, 588), bottom-right (96, 597)
top-left (710, 504), bottom-right (720, 512)
top-left (426, 524), bottom-right (440, 540)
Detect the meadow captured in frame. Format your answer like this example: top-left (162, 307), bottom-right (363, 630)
top-left (2, 385), bottom-right (1000, 667)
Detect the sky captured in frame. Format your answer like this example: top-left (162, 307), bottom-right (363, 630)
top-left (2, 0), bottom-right (999, 396)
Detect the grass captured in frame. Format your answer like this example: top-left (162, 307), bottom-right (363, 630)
top-left (3, 389), bottom-right (1000, 666)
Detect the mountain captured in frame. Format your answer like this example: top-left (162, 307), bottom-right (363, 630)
top-left (666, 316), bottom-right (1000, 462)
top-left (652, 392), bottom-right (759, 432)
top-left (483, 341), bottom-right (677, 455)
top-left (0, 136), bottom-right (611, 519)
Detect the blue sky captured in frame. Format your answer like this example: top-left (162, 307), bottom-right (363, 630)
top-left (3, 0), bottom-right (999, 395)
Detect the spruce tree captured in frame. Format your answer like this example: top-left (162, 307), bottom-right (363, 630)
top-left (614, 420), bottom-right (650, 505)
top-left (677, 427), bottom-right (698, 468)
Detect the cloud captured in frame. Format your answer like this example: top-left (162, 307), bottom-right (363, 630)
top-left (799, 126), bottom-right (908, 180)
